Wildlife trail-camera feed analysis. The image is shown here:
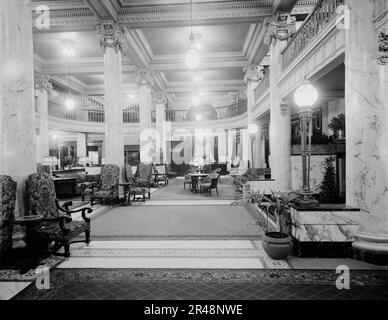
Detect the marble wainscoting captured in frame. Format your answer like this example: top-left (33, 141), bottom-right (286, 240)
top-left (290, 206), bottom-right (360, 243)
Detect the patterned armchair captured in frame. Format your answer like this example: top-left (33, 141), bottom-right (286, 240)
top-left (90, 164), bottom-right (120, 205)
top-left (26, 172), bottom-right (92, 257)
top-left (153, 164), bottom-right (169, 186)
top-left (0, 175), bottom-right (17, 266)
top-left (124, 165), bottom-right (146, 202)
top-left (134, 163), bottom-right (153, 199)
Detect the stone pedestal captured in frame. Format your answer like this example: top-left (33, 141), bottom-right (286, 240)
top-left (97, 22), bottom-right (125, 176)
top-left (345, 0), bottom-right (388, 257)
top-left (0, 0), bottom-right (36, 216)
top-left (269, 38), bottom-right (292, 192)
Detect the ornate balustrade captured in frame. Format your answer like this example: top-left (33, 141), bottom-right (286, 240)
top-left (281, 0), bottom-right (345, 70)
top-left (253, 70), bottom-right (270, 102)
top-left (165, 101), bottom-right (247, 122)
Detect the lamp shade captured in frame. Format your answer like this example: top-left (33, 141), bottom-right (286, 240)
top-left (293, 81), bottom-right (319, 108)
top-left (185, 48), bottom-right (200, 69)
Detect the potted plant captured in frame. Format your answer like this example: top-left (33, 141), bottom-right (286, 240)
top-left (328, 113), bottom-right (345, 140)
top-left (248, 190), bottom-right (300, 260)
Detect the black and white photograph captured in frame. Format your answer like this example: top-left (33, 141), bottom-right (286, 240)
top-left (0, 0), bottom-right (387, 306)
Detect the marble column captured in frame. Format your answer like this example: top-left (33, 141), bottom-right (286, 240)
top-left (345, 0), bottom-right (388, 255)
top-left (97, 22), bottom-right (125, 174)
top-left (34, 71), bottom-right (52, 164)
top-left (137, 69), bottom-right (153, 164)
top-left (153, 92), bottom-right (167, 164)
top-left (0, 0), bottom-right (36, 216)
top-left (76, 132), bottom-right (87, 158)
top-left (253, 120), bottom-right (266, 168)
top-left (268, 37), bottom-right (292, 192)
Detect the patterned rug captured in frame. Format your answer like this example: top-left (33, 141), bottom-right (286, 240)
top-left (13, 268), bottom-right (388, 300)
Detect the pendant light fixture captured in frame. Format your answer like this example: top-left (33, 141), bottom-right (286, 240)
top-left (185, 0), bottom-right (200, 69)
top-left (65, 64), bottom-right (76, 110)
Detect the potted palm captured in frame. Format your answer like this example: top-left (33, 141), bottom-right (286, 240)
top-left (249, 190), bottom-right (300, 260)
top-left (328, 113), bottom-right (345, 140)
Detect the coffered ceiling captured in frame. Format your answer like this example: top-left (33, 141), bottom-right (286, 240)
top-left (32, 0), bottom-right (313, 107)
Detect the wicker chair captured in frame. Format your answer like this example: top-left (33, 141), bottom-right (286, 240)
top-left (90, 164), bottom-right (120, 205)
top-left (200, 173), bottom-right (220, 196)
top-left (26, 172), bottom-right (92, 257)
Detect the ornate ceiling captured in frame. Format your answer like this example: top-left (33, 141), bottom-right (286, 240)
top-left (32, 0), bottom-right (314, 107)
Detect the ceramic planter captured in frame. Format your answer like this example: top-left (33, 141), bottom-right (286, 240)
top-left (262, 232), bottom-right (293, 260)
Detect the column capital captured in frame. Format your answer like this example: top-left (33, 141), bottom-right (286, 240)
top-left (264, 13), bottom-right (296, 46)
top-left (34, 71), bottom-right (52, 93)
top-left (96, 21), bottom-right (126, 53)
top-left (135, 68), bottom-right (154, 87)
top-left (243, 65), bottom-right (265, 84)
top-left (152, 91), bottom-right (167, 105)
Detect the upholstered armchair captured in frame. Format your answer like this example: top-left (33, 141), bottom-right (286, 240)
top-left (134, 163), bottom-right (153, 199)
top-left (125, 165), bottom-right (146, 202)
top-left (26, 172), bottom-right (92, 257)
top-left (153, 164), bottom-right (169, 186)
top-left (0, 175), bottom-right (17, 266)
top-left (90, 164), bottom-right (120, 205)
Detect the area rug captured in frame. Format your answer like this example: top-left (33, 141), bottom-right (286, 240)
top-left (0, 256), bottom-right (65, 282)
top-left (12, 268), bottom-right (388, 300)
top-left (89, 204), bottom-right (262, 240)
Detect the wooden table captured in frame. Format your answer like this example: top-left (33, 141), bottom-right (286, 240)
top-left (187, 173), bottom-right (209, 193)
top-left (13, 215), bottom-right (45, 274)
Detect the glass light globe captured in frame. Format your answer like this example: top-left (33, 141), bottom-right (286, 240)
top-left (65, 98), bottom-right (76, 110)
top-left (185, 48), bottom-right (200, 69)
top-left (192, 95), bottom-right (201, 107)
top-left (195, 113), bottom-right (202, 121)
top-left (62, 46), bottom-right (76, 57)
top-left (248, 123), bottom-right (258, 135)
top-left (294, 81), bottom-right (319, 108)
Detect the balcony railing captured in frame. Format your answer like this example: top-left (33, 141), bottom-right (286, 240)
top-left (253, 70), bottom-right (270, 102)
top-left (281, 0), bottom-right (345, 70)
top-left (165, 101), bottom-right (247, 122)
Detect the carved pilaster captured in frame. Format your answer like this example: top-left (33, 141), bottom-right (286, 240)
top-left (264, 13), bottom-right (296, 46)
top-left (135, 69), bottom-right (154, 87)
top-left (153, 91), bottom-right (167, 105)
top-left (34, 71), bottom-right (52, 93)
top-left (96, 22), bottom-right (126, 53)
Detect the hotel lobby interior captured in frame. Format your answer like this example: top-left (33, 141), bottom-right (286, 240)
top-left (0, 0), bottom-right (387, 301)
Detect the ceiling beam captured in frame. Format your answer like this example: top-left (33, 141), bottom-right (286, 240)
top-left (83, 0), bottom-right (120, 21)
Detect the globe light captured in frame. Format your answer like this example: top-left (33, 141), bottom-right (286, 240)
top-left (195, 113), bottom-right (202, 121)
top-left (185, 48), bottom-right (200, 69)
top-left (51, 134), bottom-right (58, 140)
top-left (65, 98), bottom-right (76, 110)
top-left (193, 73), bottom-right (202, 84)
top-left (62, 40), bottom-right (76, 57)
top-left (248, 123), bottom-right (258, 135)
top-left (293, 80), bottom-right (319, 108)
top-left (192, 95), bottom-right (201, 107)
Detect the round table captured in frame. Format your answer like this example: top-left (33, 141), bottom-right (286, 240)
top-left (187, 173), bottom-right (209, 193)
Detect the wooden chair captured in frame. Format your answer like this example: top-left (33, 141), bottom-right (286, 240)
top-left (90, 164), bottom-right (120, 205)
top-left (124, 165), bottom-right (146, 202)
top-left (200, 173), bottom-right (220, 196)
top-left (26, 172), bottom-right (92, 257)
top-left (134, 163), bottom-right (153, 199)
top-left (153, 164), bottom-right (169, 186)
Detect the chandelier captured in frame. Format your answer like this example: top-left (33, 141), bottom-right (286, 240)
top-left (184, 0), bottom-right (201, 69)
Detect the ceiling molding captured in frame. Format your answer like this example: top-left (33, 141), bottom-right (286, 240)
top-left (50, 75), bottom-right (87, 94)
top-left (166, 80), bottom-right (245, 93)
top-left (84, 0), bottom-right (120, 21)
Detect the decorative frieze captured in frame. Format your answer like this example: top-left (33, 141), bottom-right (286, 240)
top-left (96, 22), bottom-right (126, 53)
